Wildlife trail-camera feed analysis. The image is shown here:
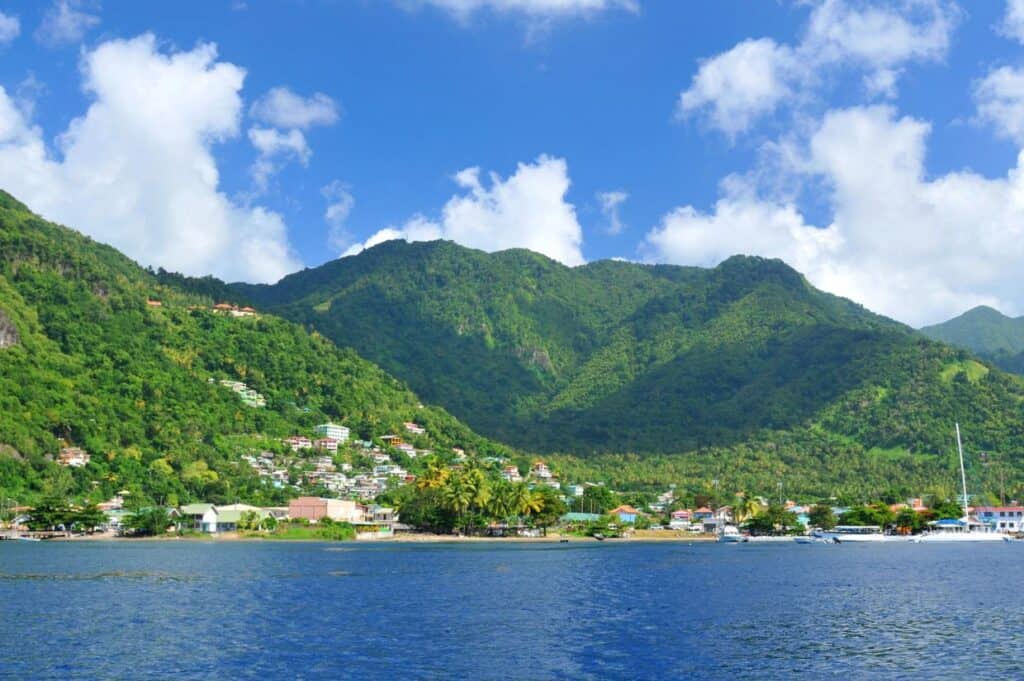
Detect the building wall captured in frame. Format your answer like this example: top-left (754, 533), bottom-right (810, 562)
top-left (289, 497), bottom-right (328, 521)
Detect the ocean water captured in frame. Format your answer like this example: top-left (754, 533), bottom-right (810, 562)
top-left (1, 540), bottom-right (1022, 680)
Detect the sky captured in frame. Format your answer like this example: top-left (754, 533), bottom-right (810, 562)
top-left (0, 1), bottom-right (1023, 326)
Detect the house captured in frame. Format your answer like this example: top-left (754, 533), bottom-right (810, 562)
top-left (669, 509), bottom-right (692, 529)
top-left (58, 447), bottom-right (90, 468)
top-left (233, 306), bottom-right (257, 318)
top-left (380, 435), bottom-right (404, 447)
top-left (564, 484), bottom-right (584, 497)
top-left (975, 506), bottom-right (1024, 533)
top-left (560, 512), bottom-right (602, 524)
top-left (283, 436), bottom-right (313, 452)
top-left (145, 299), bottom-right (162, 307)
top-left (608, 505), bottom-right (640, 524)
top-left (403, 422), bottom-right (426, 436)
top-left (213, 303), bottom-right (234, 313)
top-left (179, 503), bottom-right (219, 533)
top-left (314, 438), bottom-right (339, 454)
top-left (501, 466), bottom-right (522, 483)
top-left (288, 497), bottom-right (364, 523)
top-left (530, 461), bottom-right (553, 480)
top-left (315, 423), bottom-right (350, 443)
top-left (694, 507), bottom-right (714, 520)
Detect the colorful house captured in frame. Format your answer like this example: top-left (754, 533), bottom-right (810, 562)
top-left (607, 505), bottom-right (641, 524)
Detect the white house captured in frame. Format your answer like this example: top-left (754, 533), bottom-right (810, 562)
top-left (315, 423), bottom-right (350, 442)
top-left (975, 506), bottom-right (1024, 533)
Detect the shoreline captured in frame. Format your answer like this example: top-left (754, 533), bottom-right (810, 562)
top-left (39, 531), bottom-right (720, 544)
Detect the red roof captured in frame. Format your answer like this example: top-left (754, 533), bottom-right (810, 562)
top-left (609, 505), bottom-right (640, 515)
top-left (695, 506), bottom-right (712, 513)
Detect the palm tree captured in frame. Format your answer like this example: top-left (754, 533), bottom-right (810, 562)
top-left (735, 494), bottom-right (763, 523)
top-left (441, 472), bottom-right (473, 534)
top-left (417, 456), bottom-right (450, 490)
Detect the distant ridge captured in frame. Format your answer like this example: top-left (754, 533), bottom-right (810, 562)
top-left (921, 306), bottom-right (1024, 374)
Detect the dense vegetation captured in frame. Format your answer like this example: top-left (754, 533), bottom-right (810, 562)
top-left (234, 240), bottom-right (1024, 500)
top-left (921, 305), bottom-right (1024, 374)
top-left (0, 191), bottom-right (508, 508)
top-left (5, 189), bottom-right (1024, 504)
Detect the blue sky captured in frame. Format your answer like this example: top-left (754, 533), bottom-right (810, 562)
top-left (1, 0), bottom-right (1023, 325)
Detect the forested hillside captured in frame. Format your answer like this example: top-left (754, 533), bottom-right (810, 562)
top-left (234, 240), bottom-right (1024, 460)
top-left (922, 306), bottom-right (1024, 374)
top-left (0, 191), bottom-right (506, 506)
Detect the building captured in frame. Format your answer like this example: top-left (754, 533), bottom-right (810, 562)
top-left (315, 423), bottom-right (350, 442)
top-left (403, 422), bottom-right (426, 436)
top-left (145, 299), bottom-right (162, 307)
top-left (283, 436), bottom-right (313, 452)
top-left (694, 507), bottom-right (714, 520)
top-left (502, 466), bottom-right (523, 483)
top-left (314, 438), bottom-right (339, 454)
top-left (288, 497), bottom-right (364, 523)
top-left (58, 447), bottom-right (90, 468)
top-left (530, 461), bottom-right (553, 480)
top-left (608, 505), bottom-right (640, 524)
top-left (975, 506), bottom-right (1024, 533)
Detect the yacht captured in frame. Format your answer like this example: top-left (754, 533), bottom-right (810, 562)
top-left (818, 525), bottom-right (891, 543)
top-left (717, 524), bottom-right (748, 543)
top-left (915, 423), bottom-right (1010, 543)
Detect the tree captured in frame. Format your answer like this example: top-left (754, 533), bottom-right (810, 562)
top-left (529, 486), bottom-right (567, 535)
top-left (125, 507), bottom-right (170, 536)
top-left (808, 504), bottom-right (836, 530)
top-left (25, 499), bottom-right (74, 531)
top-left (71, 505), bottom-right (107, 533)
top-left (735, 495), bottom-right (764, 523)
top-left (895, 508), bottom-right (922, 533)
top-left (579, 485), bottom-right (616, 514)
top-left (743, 503), bottom-right (801, 536)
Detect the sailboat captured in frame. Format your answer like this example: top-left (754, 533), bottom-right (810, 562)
top-left (915, 423), bottom-right (1009, 543)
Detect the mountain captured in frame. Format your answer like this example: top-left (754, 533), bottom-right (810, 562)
top-left (921, 306), bottom-right (1024, 374)
top-left (0, 191), bottom-right (506, 506)
top-left (234, 240), bottom-right (1024, 477)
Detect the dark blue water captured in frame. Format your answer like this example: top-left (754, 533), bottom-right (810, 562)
top-left (2, 540), bottom-right (1023, 680)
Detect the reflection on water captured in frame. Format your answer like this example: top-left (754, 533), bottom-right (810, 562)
top-left (2, 540), bottom-right (1023, 679)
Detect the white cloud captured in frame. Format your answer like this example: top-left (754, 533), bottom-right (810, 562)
top-left (250, 87), bottom-right (339, 130)
top-left (248, 126), bottom-right (311, 191)
top-left (0, 11), bottom-right (20, 47)
top-left (644, 105), bottom-right (1024, 326)
top-left (974, 65), bottom-right (1024, 145)
top-left (409, 0), bottom-right (637, 20)
top-left (345, 155), bottom-right (585, 265)
top-left (0, 33), bottom-right (300, 283)
top-left (322, 181), bottom-right (356, 253)
top-left (597, 190), bottom-right (628, 234)
top-left (34, 0), bottom-right (99, 48)
top-left (343, 215), bottom-right (443, 257)
top-left (678, 0), bottom-right (959, 135)
top-left (1002, 0), bottom-right (1024, 43)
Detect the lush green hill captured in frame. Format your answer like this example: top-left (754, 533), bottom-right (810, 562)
top-left (0, 191), bottom-right (507, 507)
top-left (921, 306), bottom-right (1024, 374)
top-left (232, 239), bottom-right (1024, 498)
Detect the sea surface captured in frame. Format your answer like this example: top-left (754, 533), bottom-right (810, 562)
top-left (1, 539), bottom-right (1022, 680)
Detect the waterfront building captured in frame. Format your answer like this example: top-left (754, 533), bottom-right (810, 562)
top-left (975, 506), bottom-right (1024, 533)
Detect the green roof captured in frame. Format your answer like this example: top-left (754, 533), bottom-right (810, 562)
top-left (180, 503), bottom-right (215, 515)
top-left (561, 512), bottom-right (602, 522)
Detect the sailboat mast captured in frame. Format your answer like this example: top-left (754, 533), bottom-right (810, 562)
top-left (955, 422), bottom-right (969, 523)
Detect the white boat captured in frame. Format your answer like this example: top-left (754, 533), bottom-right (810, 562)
top-left (819, 525), bottom-right (892, 543)
top-left (794, 535), bottom-right (835, 544)
top-left (717, 525), bottom-right (748, 543)
top-left (914, 423), bottom-right (1011, 543)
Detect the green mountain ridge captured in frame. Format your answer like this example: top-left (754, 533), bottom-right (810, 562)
top-left (230, 238), bottom-right (1024, 497)
top-left (921, 306), bottom-right (1024, 374)
top-left (0, 191), bottom-right (508, 506)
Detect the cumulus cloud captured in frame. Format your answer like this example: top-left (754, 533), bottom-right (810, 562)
top-left (597, 190), bottom-right (628, 234)
top-left (248, 126), bottom-right (311, 191)
top-left (250, 87), bottom-right (339, 130)
top-left (34, 0), bottom-right (99, 48)
top-left (0, 34), bottom-right (300, 283)
top-left (678, 0), bottom-right (959, 135)
top-left (323, 181), bottom-right (356, 253)
top-left (345, 155), bottom-right (585, 265)
top-left (1002, 0), bottom-right (1024, 43)
top-left (974, 65), bottom-right (1024, 145)
top-left (644, 105), bottom-right (1024, 326)
top-left (0, 11), bottom-right (20, 47)
top-left (247, 87), bottom-right (339, 192)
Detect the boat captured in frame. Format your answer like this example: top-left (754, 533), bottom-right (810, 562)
top-left (915, 423), bottom-right (1010, 543)
top-left (15, 535), bottom-right (41, 542)
top-left (794, 535), bottom-right (835, 544)
top-left (818, 525), bottom-right (892, 543)
top-left (717, 525), bottom-right (748, 543)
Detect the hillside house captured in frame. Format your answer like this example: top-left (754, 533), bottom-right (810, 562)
top-left (58, 447), bottom-right (90, 468)
top-left (314, 438), bottom-right (339, 454)
top-left (315, 423), bottom-right (350, 442)
top-left (284, 436), bottom-right (313, 452)
top-left (404, 422), bottom-right (426, 436)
